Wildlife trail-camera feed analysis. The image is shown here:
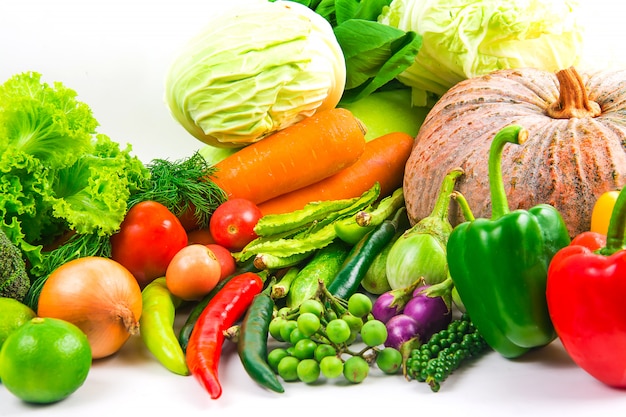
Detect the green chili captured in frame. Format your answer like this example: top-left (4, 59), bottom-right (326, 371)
top-left (237, 291), bottom-right (284, 394)
top-left (140, 277), bottom-right (189, 376)
top-left (328, 207), bottom-right (408, 300)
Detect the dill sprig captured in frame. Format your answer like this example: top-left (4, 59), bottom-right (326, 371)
top-left (129, 151), bottom-right (227, 229)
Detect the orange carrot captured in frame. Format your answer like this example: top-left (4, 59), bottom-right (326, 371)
top-left (208, 108), bottom-right (367, 205)
top-left (258, 131), bottom-right (415, 216)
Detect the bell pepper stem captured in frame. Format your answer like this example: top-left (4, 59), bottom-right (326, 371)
top-left (600, 187), bottom-right (626, 256)
top-left (488, 125), bottom-right (528, 220)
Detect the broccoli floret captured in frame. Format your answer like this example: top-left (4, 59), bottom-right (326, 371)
top-left (0, 228), bottom-right (30, 302)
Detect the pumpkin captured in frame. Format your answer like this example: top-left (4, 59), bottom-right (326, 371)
top-left (403, 66), bottom-right (626, 238)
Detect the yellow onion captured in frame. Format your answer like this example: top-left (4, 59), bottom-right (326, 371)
top-left (37, 256), bottom-right (142, 359)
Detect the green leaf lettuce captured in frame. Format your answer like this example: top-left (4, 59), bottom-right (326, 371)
top-left (0, 72), bottom-right (149, 276)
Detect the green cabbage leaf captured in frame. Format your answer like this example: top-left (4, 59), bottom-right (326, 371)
top-left (379, 0), bottom-right (585, 106)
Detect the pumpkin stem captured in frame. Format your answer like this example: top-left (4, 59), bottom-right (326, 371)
top-left (547, 67), bottom-right (601, 119)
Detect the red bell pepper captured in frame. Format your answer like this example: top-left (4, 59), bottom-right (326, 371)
top-left (547, 187), bottom-right (626, 387)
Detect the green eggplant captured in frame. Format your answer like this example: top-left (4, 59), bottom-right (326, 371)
top-left (385, 167), bottom-right (463, 290)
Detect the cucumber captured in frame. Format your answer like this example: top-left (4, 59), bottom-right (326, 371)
top-left (286, 240), bottom-right (351, 308)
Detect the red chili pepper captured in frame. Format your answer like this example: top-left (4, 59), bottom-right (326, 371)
top-left (185, 272), bottom-right (263, 399)
top-left (547, 187), bottom-right (626, 388)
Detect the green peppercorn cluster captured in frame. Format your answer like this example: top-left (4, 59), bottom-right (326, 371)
top-left (267, 285), bottom-right (403, 385)
top-left (405, 313), bottom-right (490, 392)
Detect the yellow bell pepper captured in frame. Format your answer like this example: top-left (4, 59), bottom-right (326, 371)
top-left (590, 190), bottom-right (620, 235)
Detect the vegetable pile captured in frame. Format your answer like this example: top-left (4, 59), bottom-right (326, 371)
top-left (2, 0), bottom-right (626, 409)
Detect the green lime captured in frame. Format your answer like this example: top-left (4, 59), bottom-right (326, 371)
top-left (0, 317), bottom-right (92, 404)
top-left (0, 297), bottom-right (36, 349)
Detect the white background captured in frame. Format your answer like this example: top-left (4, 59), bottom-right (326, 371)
top-left (2, 0), bottom-right (626, 415)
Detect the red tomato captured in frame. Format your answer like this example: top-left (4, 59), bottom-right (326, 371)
top-left (110, 201), bottom-right (188, 288)
top-left (206, 244), bottom-right (236, 281)
top-left (209, 198), bottom-right (262, 251)
top-left (165, 244), bottom-right (221, 301)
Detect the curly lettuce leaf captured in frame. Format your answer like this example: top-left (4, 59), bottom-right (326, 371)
top-left (0, 72), bottom-right (150, 276)
top-left (50, 134), bottom-right (149, 237)
top-left (0, 72), bottom-right (97, 169)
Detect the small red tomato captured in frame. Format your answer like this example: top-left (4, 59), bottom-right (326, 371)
top-left (206, 244), bottom-right (236, 281)
top-left (111, 201), bottom-right (188, 288)
top-left (165, 244), bottom-right (221, 301)
top-left (209, 198), bottom-right (262, 251)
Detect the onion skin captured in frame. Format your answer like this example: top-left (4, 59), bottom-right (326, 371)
top-left (37, 256), bottom-right (143, 359)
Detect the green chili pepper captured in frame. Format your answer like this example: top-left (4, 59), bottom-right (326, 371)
top-left (356, 187), bottom-right (405, 227)
top-left (446, 125), bottom-right (571, 359)
top-left (328, 206), bottom-right (408, 300)
top-left (140, 277), bottom-right (189, 376)
top-left (178, 258), bottom-right (259, 351)
top-left (237, 291), bottom-right (285, 394)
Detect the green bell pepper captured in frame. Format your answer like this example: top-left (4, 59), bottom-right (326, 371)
top-left (446, 125), bottom-right (571, 359)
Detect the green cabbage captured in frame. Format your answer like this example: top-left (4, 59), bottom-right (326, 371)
top-left (379, 0), bottom-right (585, 106)
top-left (0, 72), bottom-right (149, 275)
top-left (165, 0), bottom-right (346, 148)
